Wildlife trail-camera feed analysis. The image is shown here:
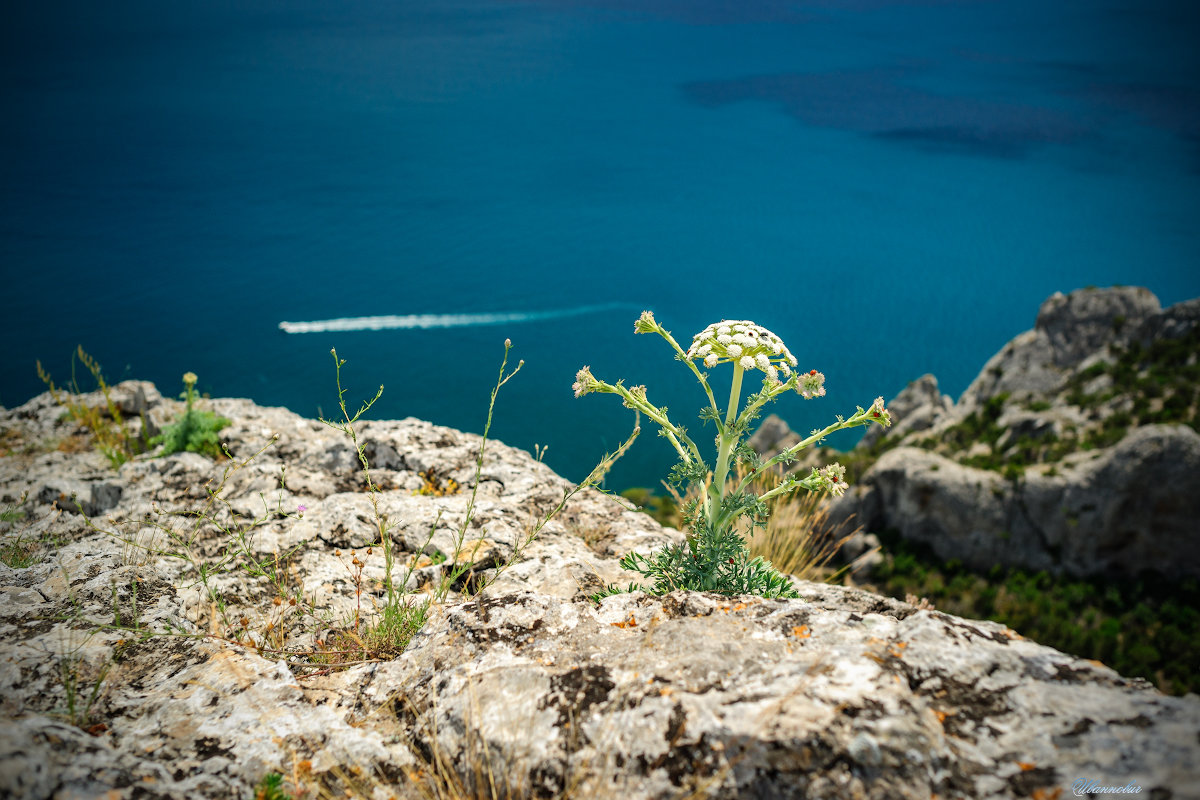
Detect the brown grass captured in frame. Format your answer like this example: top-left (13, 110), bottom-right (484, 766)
top-left (661, 465), bottom-right (861, 584)
top-left (741, 476), bottom-right (857, 583)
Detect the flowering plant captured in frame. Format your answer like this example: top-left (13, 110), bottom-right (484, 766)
top-left (575, 312), bottom-right (891, 598)
top-left (152, 371), bottom-right (230, 459)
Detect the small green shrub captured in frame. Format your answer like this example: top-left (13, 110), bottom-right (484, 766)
top-left (578, 313), bottom-right (891, 600)
top-left (152, 372), bottom-right (230, 459)
top-left (254, 773), bottom-right (294, 800)
top-left (620, 486), bottom-right (680, 528)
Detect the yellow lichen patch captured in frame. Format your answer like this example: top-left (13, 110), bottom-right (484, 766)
top-left (791, 625), bottom-right (811, 639)
top-left (413, 468), bottom-right (460, 497)
top-left (611, 613), bottom-right (638, 629)
top-left (1017, 761), bottom-right (1037, 771)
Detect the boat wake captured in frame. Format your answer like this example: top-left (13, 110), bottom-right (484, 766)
top-left (279, 303), bottom-right (634, 334)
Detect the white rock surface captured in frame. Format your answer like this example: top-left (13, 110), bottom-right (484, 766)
top-left (1, 385), bottom-right (1197, 799)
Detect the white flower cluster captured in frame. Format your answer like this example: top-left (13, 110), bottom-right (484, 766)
top-left (685, 320), bottom-right (798, 382)
top-left (799, 369), bottom-right (826, 400)
top-left (867, 396), bottom-right (893, 427)
top-left (573, 365), bottom-right (598, 398)
top-left (816, 463), bottom-right (849, 497)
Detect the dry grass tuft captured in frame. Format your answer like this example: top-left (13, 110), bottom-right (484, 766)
top-left (740, 472), bottom-right (858, 583)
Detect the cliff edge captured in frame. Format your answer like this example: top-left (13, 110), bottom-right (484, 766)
top-left (755, 286), bottom-right (1200, 579)
top-left (1, 368), bottom-right (1198, 798)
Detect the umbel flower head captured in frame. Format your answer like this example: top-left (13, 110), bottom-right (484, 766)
top-left (572, 365), bottom-right (600, 398)
top-left (867, 395), bottom-right (893, 427)
top-left (685, 320), bottom-right (798, 383)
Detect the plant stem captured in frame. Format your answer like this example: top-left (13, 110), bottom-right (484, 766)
top-left (708, 363), bottom-right (744, 523)
top-left (738, 408), bottom-right (876, 498)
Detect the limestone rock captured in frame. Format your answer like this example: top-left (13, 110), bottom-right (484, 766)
top-left (1132, 296), bottom-right (1200, 345)
top-left (746, 413), bottom-right (800, 459)
top-left (2, 381), bottom-right (1198, 799)
top-left (757, 287), bottom-right (1200, 579)
top-left (363, 588), bottom-right (1199, 799)
top-left (1036, 286), bottom-right (1160, 368)
top-left (958, 286), bottom-right (1160, 412)
top-left (833, 425), bottom-right (1200, 577)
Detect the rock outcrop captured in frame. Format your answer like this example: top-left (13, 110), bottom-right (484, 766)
top-left (837, 425), bottom-right (1200, 577)
top-left (2, 381), bottom-right (1199, 798)
top-left (764, 287), bottom-right (1200, 579)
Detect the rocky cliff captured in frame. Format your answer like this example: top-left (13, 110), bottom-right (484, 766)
top-left (2, 376), bottom-right (1198, 799)
top-left (755, 286), bottom-right (1200, 580)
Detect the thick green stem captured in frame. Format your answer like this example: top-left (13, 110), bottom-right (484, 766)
top-left (707, 364), bottom-right (744, 523)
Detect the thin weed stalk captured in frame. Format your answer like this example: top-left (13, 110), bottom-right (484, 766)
top-left (321, 348), bottom-right (432, 658)
top-left (36, 346), bottom-right (142, 468)
top-left (432, 342), bottom-right (640, 601)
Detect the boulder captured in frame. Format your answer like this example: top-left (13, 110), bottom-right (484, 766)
top-left (830, 425), bottom-right (1200, 579)
top-left (1035, 286), bottom-right (1160, 368)
top-left (957, 286), bottom-right (1161, 412)
top-left (2, 382), bottom-right (1198, 799)
top-left (758, 287), bottom-right (1200, 579)
top-left (746, 413), bottom-right (800, 459)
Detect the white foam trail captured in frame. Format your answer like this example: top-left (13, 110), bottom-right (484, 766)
top-left (279, 303), bottom-right (632, 334)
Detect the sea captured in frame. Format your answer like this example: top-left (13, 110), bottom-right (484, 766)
top-left (2, 0), bottom-right (1198, 491)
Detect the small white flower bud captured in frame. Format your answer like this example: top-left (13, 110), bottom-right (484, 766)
top-left (634, 310), bottom-right (657, 334)
top-left (573, 366), bottom-right (598, 398)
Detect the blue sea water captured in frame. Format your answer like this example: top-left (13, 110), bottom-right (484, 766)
top-left (2, 0), bottom-right (1198, 490)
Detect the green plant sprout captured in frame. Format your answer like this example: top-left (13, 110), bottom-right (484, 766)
top-left (576, 312), bottom-right (892, 598)
top-left (153, 372), bottom-right (230, 459)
